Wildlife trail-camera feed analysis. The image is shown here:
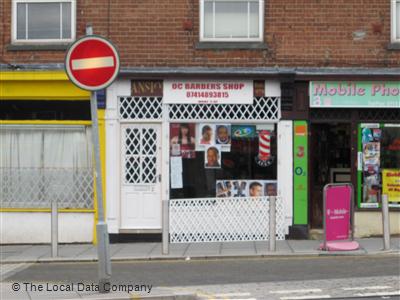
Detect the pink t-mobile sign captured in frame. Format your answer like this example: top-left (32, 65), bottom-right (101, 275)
top-left (325, 185), bottom-right (352, 241)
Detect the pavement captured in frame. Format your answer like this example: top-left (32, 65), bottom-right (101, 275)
top-left (1, 237), bottom-right (399, 300)
top-left (1, 237), bottom-right (399, 264)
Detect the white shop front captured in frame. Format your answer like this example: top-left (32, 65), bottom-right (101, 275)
top-left (105, 78), bottom-right (293, 242)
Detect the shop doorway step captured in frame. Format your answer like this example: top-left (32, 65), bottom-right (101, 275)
top-left (309, 229), bottom-right (324, 240)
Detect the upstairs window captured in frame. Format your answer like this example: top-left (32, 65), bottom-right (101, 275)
top-left (392, 0), bottom-right (400, 43)
top-left (12, 0), bottom-right (75, 43)
top-left (200, 0), bottom-right (264, 42)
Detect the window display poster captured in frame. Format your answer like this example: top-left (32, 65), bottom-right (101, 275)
top-left (361, 125), bottom-right (382, 206)
top-left (382, 169), bottom-right (400, 203)
top-left (170, 123), bottom-right (196, 159)
top-left (231, 125), bottom-right (256, 139)
top-left (363, 142), bottom-right (380, 166)
top-left (215, 124), bottom-right (231, 145)
top-left (196, 123), bottom-right (231, 152)
top-left (199, 123), bottom-right (215, 145)
top-left (216, 179), bottom-right (277, 197)
top-left (205, 145), bottom-right (221, 169)
top-left (170, 156), bottom-right (183, 189)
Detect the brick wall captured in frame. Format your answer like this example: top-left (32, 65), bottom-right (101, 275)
top-left (1, 0), bottom-right (399, 68)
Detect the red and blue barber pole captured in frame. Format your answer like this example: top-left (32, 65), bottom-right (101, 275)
top-left (255, 130), bottom-right (274, 167)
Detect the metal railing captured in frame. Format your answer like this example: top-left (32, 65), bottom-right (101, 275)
top-left (0, 167), bottom-right (94, 209)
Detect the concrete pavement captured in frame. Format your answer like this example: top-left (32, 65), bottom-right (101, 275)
top-left (1, 237), bottom-right (399, 264)
top-left (1, 238), bottom-right (399, 300)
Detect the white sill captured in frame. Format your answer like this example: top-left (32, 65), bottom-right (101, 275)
top-left (7, 43), bottom-right (70, 51)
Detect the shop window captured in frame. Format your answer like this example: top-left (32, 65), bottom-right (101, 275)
top-left (169, 123), bottom-right (277, 199)
top-left (0, 100), bottom-right (91, 120)
top-left (359, 124), bottom-right (400, 208)
top-left (12, 0), bottom-right (76, 43)
top-left (200, 0), bottom-right (264, 42)
top-left (392, 0), bottom-right (400, 43)
top-left (0, 126), bottom-right (93, 209)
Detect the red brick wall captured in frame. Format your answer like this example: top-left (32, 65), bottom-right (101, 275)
top-left (1, 0), bottom-right (399, 68)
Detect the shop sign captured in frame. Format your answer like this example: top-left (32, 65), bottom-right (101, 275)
top-left (293, 121), bottom-right (308, 225)
top-left (163, 80), bottom-right (253, 104)
top-left (132, 80), bottom-right (163, 96)
top-left (323, 184), bottom-right (352, 241)
top-left (310, 81), bottom-right (400, 108)
top-left (382, 169), bottom-right (400, 203)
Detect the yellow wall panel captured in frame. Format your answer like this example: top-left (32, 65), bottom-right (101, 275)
top-left (0, 71), bottom-right (90, 100)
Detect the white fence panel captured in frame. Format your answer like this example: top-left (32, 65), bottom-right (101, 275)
top-left (170, 196), bottom-right (285, 243)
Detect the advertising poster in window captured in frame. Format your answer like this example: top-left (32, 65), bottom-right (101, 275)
top-left (216, 180), bottom-right (277, 198)
top-left (360, 124), bottom-right (400, 208)
top-left (231, 125), bottom-right (256, 140)
top-left (382, 169), bottom-right (400, 205)
top-left (361, 125), bottom-right (381, 207)
top-left (198, 123), bottom-right (215, 146)
top-left (170, 123), bottom-right (196, 159)
top-left (196, 124), bottom-right (231, 152)
top-left (205, 145), bottom-right (221, 169)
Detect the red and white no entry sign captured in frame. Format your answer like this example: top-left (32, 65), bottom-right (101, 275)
top-left (65, 35), bottom-right (120, 91)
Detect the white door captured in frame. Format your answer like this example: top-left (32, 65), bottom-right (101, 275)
top-left (120, 124), bottom-right (162, 229)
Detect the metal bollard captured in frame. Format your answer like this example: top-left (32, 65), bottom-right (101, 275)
top-left (162, 199), bottom-right (170, 255)
top-left (269, 196), bottom-right (276, 252)
top-left (51, 201), bottom-right (58, 257)
top-left (382, 194), bottom-right (391, 251)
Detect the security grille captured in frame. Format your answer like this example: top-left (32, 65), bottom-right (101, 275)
top-left (123, 125), bottom-right (158, 184)
top-left (310, 108), bottom-right (352, 121)
top-left (119, 97), bottom-right (280, 121)
top-left (358, 108), bottom-right (400, 121)
top-left (120, 96), bottom-right (163, 120)
top-left (169, 196), bottom-right (285, 243)
top-left (1, 168), bottom-right (93, 209)
top-left (168, 97), bottom-right (279, 121)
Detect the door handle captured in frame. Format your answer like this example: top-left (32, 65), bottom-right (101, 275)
top-left (158, 174), bottom-right (161, 182)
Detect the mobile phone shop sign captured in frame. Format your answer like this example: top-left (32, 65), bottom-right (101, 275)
top-left (310, 81), bottom-right (400, 108)
top-left (325, 185), bottom-right (352, 241)
top-left (163, 80), bottom-right (253, 104)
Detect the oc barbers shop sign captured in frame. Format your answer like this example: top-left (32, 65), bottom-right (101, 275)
top-left (163, 80), bottom-right (253, 104)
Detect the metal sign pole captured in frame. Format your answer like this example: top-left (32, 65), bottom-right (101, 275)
top-left (90, 91), bottom-right (111, 293)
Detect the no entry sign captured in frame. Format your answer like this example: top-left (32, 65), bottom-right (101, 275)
top-left (65, 36), bottom-right (120, 91)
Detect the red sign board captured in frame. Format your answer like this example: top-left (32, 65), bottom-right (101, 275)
top-left (324, 184), bottom-right (352, 241)
top-left (65, 36), bottom-right (120, 91)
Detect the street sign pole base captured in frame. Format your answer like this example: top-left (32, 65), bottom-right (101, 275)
top-left (319, 241), bottom-right (360, 251)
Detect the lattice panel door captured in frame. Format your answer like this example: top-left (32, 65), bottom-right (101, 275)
top-left (120, 124), bottom-right (162, 229)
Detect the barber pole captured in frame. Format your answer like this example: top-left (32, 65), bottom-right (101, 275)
top-left (259, 130), bottom-right (271, 160)
top-left (255, 130), bottom-right (274, 167)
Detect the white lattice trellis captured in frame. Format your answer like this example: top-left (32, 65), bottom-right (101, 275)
top-left (168, 97), bottom-right (279, 121)
top-left (120, 96), bottom-right (163, 120)
top-left (1, 168), bottom-right (94, 209)
top-left (169, 196), bottom-right (285, 243)
top-left (123, 126), bottom-right (158, 184)
top-left (119, 97), bottom-right (280, 121)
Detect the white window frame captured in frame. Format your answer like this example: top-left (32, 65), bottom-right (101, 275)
top-left (200, 0), bottom-right (264, 42)
top-left (392, 0), bottom-right (400, 43)
top-left (11, 0), bottom-right (76, 44)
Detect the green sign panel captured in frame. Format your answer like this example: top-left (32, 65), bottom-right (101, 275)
top-left (310, 81), bottom-right (400, 108)
top-left (293, 121), bottom-right (308, 225)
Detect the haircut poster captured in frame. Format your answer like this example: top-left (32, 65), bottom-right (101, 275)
top-left (216, 180), bottom-right (277, 198)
